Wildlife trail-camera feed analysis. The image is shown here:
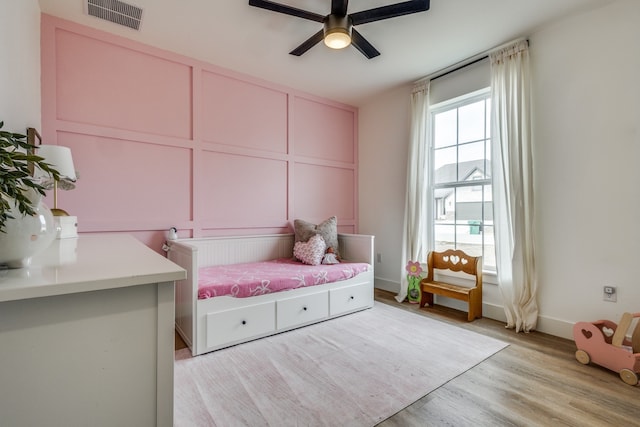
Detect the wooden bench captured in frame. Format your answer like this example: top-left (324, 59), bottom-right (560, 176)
top-left (419, 249), bottom-right (482, 321)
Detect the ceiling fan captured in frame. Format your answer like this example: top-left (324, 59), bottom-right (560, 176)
top-left (248, 0), bottom-right (430, 59)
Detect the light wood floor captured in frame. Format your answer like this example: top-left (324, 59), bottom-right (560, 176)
top-left (175, 290), bottom-right (640, 426)
top-left (373, 289), bottom-right (640, 426)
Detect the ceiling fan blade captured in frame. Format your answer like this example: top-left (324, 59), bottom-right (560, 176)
top-left (350, 29), bottom-right (380, 59)
top-left (350, 0), bottom-right (429, 25)
top-left (331, 0), bottom-right (348, 16)
top-left (289, 30), bottom-right (325, 56)
top-left (249, 0), bottom-right (325, 23)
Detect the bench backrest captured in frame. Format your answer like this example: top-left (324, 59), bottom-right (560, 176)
top-left (427, 249), bottom-right (482, 289)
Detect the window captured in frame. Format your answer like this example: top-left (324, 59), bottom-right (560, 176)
top-left (431, 89), bottom-right (495, 270)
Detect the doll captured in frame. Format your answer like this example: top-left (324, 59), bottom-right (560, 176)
top-left (322, 246), bottom-right (340, 265)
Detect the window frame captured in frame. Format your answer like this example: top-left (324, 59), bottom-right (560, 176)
top-left (429, 88), bottom-right (496, 276)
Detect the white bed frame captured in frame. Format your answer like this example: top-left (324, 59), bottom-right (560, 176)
top-left (167, 233), bottom-right (375, 356)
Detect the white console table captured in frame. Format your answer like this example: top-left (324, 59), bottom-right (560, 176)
top-left (0, 234), bottom-right (185, 427)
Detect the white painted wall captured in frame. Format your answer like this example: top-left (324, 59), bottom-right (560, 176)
top-left (531, 0), bottom-right (640, 338)
top-left (359, 0), bottom-right (640, 339)
top-left (0, 0), bottom-right (41, 132)
top-left (358, 84), bottom-right (410, 292)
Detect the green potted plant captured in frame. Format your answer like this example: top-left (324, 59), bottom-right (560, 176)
top-left (0, 121), bottom-right (61, 268)
top-left (0, 121), bottom-right (60, 233)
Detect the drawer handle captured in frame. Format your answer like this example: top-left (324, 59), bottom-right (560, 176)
top-left (350, 296), bottom-right (355, 300)
top-left (303, 306), bottom-right (308, 311)
top-left (241, 320), bottom-right (247, 325)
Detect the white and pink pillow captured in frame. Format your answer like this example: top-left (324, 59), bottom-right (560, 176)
top-left (293, 216), bottom-right (340, 259)
top-left (293, 234), bottom-right (327, 266)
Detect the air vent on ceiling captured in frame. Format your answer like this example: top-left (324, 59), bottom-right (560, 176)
top-left (84, 0), bottom-right (143, 31)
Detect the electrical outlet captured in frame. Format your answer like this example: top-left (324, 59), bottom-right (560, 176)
top-left (603, 286), bottom-right (617, 302)
top-left (376, 253), bottom-right (382, 263)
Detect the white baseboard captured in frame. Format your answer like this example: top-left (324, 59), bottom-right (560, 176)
top-left (480, 304), bottom-right (574, 340)
top-left (535, 316), bottom-right (575, 341)
top-left (374, 278), bottom-right (575, 341)
top-left (374, 277), bottom-right (398, 293)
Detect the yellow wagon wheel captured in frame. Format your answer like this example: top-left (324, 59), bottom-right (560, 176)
top-left (619, 369), bottom-right (638, 386)
top-left (575, 350), bottom-right (590, 365)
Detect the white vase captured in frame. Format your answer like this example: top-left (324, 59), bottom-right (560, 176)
top-left (0, 189), bottom-right (57, 268)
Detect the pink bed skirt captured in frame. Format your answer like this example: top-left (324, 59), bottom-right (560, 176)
top-left (198, 258), bottom-right (371, 300)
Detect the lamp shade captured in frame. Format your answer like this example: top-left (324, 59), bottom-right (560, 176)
top-left (36, 145), bottom-right (77, 185)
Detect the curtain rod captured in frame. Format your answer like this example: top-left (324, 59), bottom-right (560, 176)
top-left (415, 38), bottom-right (529, 84)
top-left (430, 55), bottom-right (488, 81)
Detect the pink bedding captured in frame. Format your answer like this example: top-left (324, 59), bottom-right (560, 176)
top-left (197, 258), bottom-right (371, 300)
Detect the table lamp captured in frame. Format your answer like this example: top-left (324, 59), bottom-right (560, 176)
top-left (36, 144), bottom-right (78, 238)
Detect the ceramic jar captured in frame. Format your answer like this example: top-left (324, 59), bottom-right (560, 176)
top-left (0, 189), bottom-right (56, 268)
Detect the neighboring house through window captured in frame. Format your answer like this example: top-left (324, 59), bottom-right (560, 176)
top-left (430, 88), bottom-right (495, 270)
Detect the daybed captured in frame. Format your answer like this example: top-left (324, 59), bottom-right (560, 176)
top-left (166, 233), bottom-right (375, 356)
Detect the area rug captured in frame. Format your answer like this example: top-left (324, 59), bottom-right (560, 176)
top-left (174, 302), bottom-right (508, 426)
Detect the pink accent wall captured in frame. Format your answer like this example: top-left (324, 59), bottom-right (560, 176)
top-left (40, 15), bottom-right (358, 250)
top-left (201, 72), bottom-right (287, 153)
top-left (54, 28), bottom-right (193, 139)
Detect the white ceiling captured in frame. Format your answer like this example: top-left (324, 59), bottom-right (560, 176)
top-left (38, 0), bottom-right (614, 106)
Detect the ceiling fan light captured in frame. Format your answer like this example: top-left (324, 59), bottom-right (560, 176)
top-left (323, 14), bottom-right (351, 49)
top-left (324, 29), bottom-right (351, 49)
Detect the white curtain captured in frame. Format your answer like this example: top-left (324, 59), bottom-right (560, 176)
top-left (396, 81), bottom-right (432, 302)
top-left (489, 39), bottom-right (538, 332)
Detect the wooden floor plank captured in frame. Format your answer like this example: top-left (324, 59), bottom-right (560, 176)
top-left (374, 289), bottom-right (640, 426)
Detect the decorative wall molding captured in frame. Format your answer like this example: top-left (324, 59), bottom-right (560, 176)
top-left (41, 14), bottom-right (359, 250)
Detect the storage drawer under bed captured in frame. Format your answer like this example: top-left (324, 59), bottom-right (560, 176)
top-left (329, 282), bottom-right (372, 316)
top-left (277, 291), bottom-right (329, 330)
top-left (206, 301), bottom-right (276, 349)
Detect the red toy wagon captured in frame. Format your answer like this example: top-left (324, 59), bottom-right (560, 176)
top-left (573, 312), bottom-right (640, 385)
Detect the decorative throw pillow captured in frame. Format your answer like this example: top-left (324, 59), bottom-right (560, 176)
top-left (293, 234), bottom-right (327, 266)
top-left (293, 216), bottom-right (340, 258)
